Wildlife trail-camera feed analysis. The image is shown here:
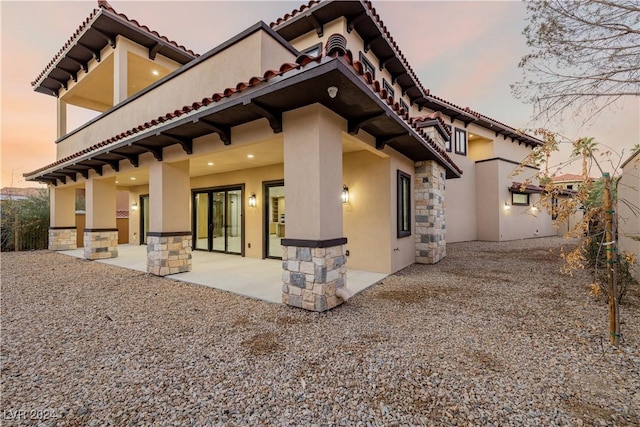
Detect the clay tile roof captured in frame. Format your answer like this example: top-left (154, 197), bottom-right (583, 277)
top-left (31, 0), bottom-right (198, 88)
top-left (552, 173), bottom-right (594, 182)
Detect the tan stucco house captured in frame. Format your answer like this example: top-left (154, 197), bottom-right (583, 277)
top-left (25, 0), bottom-right (556, 311)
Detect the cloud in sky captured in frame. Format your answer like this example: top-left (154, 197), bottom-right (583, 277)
top-left (1, 0), bottom-right (638, 187)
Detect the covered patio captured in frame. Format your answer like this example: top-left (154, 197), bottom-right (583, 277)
top-left (59, 244), bottom-right (387, 304)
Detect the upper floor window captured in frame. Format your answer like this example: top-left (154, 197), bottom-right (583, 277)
top-left (300, 43), bottom-right (322, 57)
top-left (383, 79), bottom-right (395, 100)
top-left (512, 192), bottom-right (530, 206)
top-left (445, 137), bottom-right (452, 152)
top-left (454, 128), bottom-right (467, 155)
top-left (399, 98), bottom-right (409, 114)
top-left (359, 52), bottom-right (375, 78)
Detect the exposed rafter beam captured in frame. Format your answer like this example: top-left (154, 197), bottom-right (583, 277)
top-left (137, 144), bottom-right (163, 161)
top-left (375, 132), bottom-right (407, 150)
top-left (348, 112), bottom-right (386, 135)
top-left (391, 70), bottom-right (408, 86)
top-left (88, 164), bottom-right (103, 176)
top-left (50, 76), bottom-right (68, 90)
top-left (66, 166), bottom-right (90, 179)
top-left (41, 177), bottom-right (57, 186)
top-left (77, 42), bottom-right (101, 62)
top-left (245, 100), bottom-right (282, 133)
top-left (149, 42), bottom-right (162, 60)
top-left (363, 34), bottom-right (382, 53)
top-left (101, 158), bottom-right (120, 172)
top-left (195, 119), bottom-right (231, 145)
top-left (92, 28), bottom-right (116, 48)
top-left (379, 55), bottom-right (394, 71)
top-left (110, 152), bottom-right (140, 168)
top-left (66, 56), bottom-right (88, 73)
top-left (49, 173), bottom-right (67, 185)
top-left (306, 12), bottom-right (323, 37)
top-left (58, 67), bottom-right (77, 82)
top-left (60, 171), bottom-right (77, 182)
top-left (347, 12), bottom-right (368, 33)
top-left (160, 132), bottom-right (194, 153)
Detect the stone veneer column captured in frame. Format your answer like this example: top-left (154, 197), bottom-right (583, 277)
top-left (415, 160), bottom-right (446, 264)
top-left (147, 232), bottom-right (192, 276)
top-left (281, 239), bottom-right (347, 311)
top-left (147, 160), bottom-right (191, 276)
top-left (282, 104), bottom-right (349, 311)
top-left (49, 186), bottom-right (77, 250)
top-left (84, 177), bottom-right (118, 260)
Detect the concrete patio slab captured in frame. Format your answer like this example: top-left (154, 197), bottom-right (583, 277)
top-left (59, 244), bottom-right (387, 304)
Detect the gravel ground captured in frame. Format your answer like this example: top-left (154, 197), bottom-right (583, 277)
top-left (1, 237), bottom-right (639, 426)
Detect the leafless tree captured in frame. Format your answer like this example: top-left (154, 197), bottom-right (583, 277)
top-left (512, 0), bottom-right (640, 123)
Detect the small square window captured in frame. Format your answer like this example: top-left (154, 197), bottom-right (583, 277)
top-left (454, 128), bottom-right (467, 155)
top-left (383, 79), bottom-right (395, 100)
top-left (397, 170), bottom-right (411, 238)
top-left (359, 52), bottom-right (375, 79)
top-left (399, 98), bottom-right (409, 114)
top-left (300, 43), bottom-right (322, 57)
top-left (512, 193), bottom-right (529, 206)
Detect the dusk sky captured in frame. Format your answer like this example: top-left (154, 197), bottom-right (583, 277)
top-left (2, 0), bottom-right (638, 188)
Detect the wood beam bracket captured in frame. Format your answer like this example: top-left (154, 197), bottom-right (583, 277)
top-left (363, 34), bottom-right (382, 53)
top-left (89, 164), bottom-right (103, 176)
top-left (347, 12), bottom-right (367, 33)
top-left (149, 42), bottom-right (162, 61)
top-left (58, 67), bottom-right (78, 82)
top-left (137, 144), bottom-right (163, 161)
top-left (103, 159), bottom-right (120, 172)
top-left (195, 119), bottom-right (231, 145)
top-left (306, 12), bottom-right (323, 37)
top-left (348, 112), bottom-right (386, 135)
top-left (379, 55), bottom-right (394, 71)
top-left (93, 29), bottom-right (116, 48)
top-left (245, 100), bottom-right (282, 133)
top-left (51, 76), bottom-right (68, 90)
top-left (111, 152), bottom-right (140, 168)
top-left (66, 56), bottom-right (89, 73)
top-left (77, 42), bottom-right (101, 62)
top-left (160, 132), bottom-right (194, 153)
top-left (375, 132), bottom-right (407, 150)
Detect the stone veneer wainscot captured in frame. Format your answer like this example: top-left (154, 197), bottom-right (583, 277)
top-left (147, 232), bottom-right (192, 276)
top-left (282, 239), bottom-right (347, 312)
top-left (49, 227), bottom-right (77, 251)
top-left (83, 229), bottom-right (118, 260)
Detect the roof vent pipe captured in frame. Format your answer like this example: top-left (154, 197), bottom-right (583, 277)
top-left (325, 33), bottom-right (347, 57)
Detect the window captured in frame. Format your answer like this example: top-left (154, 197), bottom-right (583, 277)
top-left (399, 98), bottom-right (409, 114)
top-left (512, 192), bottom-right (530, 206)
top-left (383, 79), bottom-right (395, 100)
top-left (454, 128), bottom-right (467, 155)
top-left (359, 52), bottom-right (375, 78)
top-left (397, 170), bottom-right (411, 238)
top-left (445, 137), bottom-right (452, 152)
top-left (300, 43), bottom-right (322, 57)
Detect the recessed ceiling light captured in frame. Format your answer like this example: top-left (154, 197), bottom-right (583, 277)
top-left (130, 177), bottom-right (136, 180)
top-left (207, 162), bottom-right (214, 166)
top-left (470, 133), bottom-right (474, 137)
top-left (247, 154), bottom-right (254, 159)
top-left (152, 70), bottom-right (159, 76)
top-left (115, 180), bottom-right (119, 184)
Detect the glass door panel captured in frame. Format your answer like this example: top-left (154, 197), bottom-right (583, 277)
top-left (211, 191), bottom-right (226, 252)
top-left (226, 190), bottom-right (242, 254)
top-left (140, 195), bottom-right (150, 244)
top-left (266, 184), bottom-right (285, 258)
top-left (194, 193), bottom-right (209, 250)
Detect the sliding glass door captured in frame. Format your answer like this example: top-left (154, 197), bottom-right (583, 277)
top-left (193, 187), bottom-right (243, 255)
top-left (264, 181), bottom-right (285, 259)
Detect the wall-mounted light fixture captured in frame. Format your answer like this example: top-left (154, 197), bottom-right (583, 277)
top-left (131, 202), bottom-right (138, 211)
top-left (327, 86), bottom-right (338, 99)
top-left (504, 202), bottom-right (511, 211)
top-left (531, 205), bottom-right (538, 212)
top-left (341, 185), bottom-right (349, 203)
top-left (248, 193), bottom-right (257, 207)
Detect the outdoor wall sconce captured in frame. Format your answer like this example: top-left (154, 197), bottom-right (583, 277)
top-left (248, 193), bottom-right (257, 207)
top-left (327, 86), bottom-right (338, 99)
top-left (504, 202), bottom-right (510, 211)
top-left (131, 202), bottom-right (138, 211)
top-left (341, 185), bottom-right (350, 203)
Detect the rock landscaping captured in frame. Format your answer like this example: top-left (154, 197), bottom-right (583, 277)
top-left (1, 237), bottom-right (638, 426)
